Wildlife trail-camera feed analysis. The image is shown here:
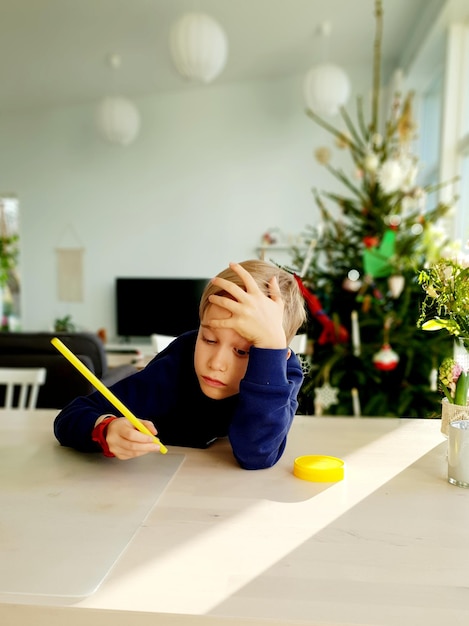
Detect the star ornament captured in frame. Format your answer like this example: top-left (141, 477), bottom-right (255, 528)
top-left (314, 382), bottom-right (339, 410)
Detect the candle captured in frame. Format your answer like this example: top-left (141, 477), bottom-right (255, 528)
top-left (51, 337), bottom-right (168, 454)
top-left (351, 310), bottom-right (361, 356)
top-left (351, 387), bottom-right (361, 417)
top-left (300, 238), bottom-right (316, 277)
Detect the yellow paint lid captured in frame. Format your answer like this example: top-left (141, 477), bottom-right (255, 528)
top-left (293, 455), bottom-right (345, 482)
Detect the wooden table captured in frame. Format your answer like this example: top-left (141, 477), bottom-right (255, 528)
top-left (1, 410), bottom-right (468, 626)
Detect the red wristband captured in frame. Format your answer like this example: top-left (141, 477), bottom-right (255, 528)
top-left (91, 416), bottom-right (118, 457)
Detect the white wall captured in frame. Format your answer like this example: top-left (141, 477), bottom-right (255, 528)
top-left (0, 67), bottom-right (370, 339)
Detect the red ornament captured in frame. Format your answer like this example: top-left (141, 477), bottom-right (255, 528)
top-left (294, 274), bottom-right (349, 345)
top-left (363, 235), bottom-right (379, 249)
top-left (372, 343), bottom-right (399, 371)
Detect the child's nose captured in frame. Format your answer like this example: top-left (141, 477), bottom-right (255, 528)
top-left (208, 347), bottom-right (228, 371)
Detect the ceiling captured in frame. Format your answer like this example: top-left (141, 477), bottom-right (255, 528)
top-left (0, 0), bottom-right (456, 114)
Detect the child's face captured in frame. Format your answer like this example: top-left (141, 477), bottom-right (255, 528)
top-left (194, 303), bottom-right (252, 400)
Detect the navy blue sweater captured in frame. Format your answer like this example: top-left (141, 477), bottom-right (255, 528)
top-left (53, 330), bottom-right (303, 469)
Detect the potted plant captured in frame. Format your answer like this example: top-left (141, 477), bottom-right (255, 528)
top-left (0, 204), bottom-right (19, 329)
top-left (418, 257), bottom-right (469, 433)
top-left (54, 315), bottom-right (76, 333)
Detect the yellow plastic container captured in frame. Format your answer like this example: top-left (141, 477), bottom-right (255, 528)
top-left (293, 455), bottom-right (345, 482)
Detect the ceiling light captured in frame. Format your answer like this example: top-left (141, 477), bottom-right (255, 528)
top-left (170, 12), bottom-right (228, 83)
top-left (303, 22), bottom-right (351, 116)
top-left (95, 54), bottom-right (141, 146)
top-left (95, 97), bottom-right (140, 146)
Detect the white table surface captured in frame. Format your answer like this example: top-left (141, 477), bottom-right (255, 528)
top-left (1, 410), bottom-right (468, 626)
top-left (0, 411), bottom-right (184, 599)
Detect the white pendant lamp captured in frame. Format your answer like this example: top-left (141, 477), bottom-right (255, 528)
top-left (95, 96), bottom-right (141, 146)
top-left (303, 22), bottom-right (351, 116)
top-left (170, 12), bottom-right (228, 83)
top-left (95, 53), bottom-right (141, 146)
top-left (303, 63), bottom-right (351, 116)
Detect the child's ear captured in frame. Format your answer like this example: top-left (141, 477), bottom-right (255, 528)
top-left (287, 348), bottom-right (292, 360)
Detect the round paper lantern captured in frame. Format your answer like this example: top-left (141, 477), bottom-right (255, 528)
top-left (95, 97), bottom-right (141, 146)
top-left (303, 63), bottom-right (351, 116)
top-left (170, 12), bottom-right (228, 83)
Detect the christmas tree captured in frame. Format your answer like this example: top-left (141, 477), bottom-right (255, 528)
top-left (290, 0), bottom-right (456, 417)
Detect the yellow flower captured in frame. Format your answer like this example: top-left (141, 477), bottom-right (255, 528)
top-left (397, 92), bottom-right (416, 144)
top-left (335, 133), bottom-right (351, 149)
top-left (314, 146), bottom-right (332, 165)
top-left (418, 258), bottom-right (469, 345)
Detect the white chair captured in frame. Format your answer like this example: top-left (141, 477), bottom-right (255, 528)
top-left (290, 333), bottom-right (307, 354)
top-left (0, 367), bottom-right (47, 409)
top-left (150, 334), bottom-right (176, 354)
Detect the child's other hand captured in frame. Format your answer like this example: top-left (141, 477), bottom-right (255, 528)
top-left (208, 262), bottom-right (287, 349)
top-left (105, 418), bottom-right (161, 460)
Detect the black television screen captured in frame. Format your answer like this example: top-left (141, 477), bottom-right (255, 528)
top-left (116, 277), bottom-right (210, 339)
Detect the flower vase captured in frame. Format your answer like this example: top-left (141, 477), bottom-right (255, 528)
top-left (441, 398), bottom-right (469, 436)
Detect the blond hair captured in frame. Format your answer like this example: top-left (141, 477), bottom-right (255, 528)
top-left (199, 260), bottom-right (306, 344)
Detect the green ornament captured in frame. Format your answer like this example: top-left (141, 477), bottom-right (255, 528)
top-left (363, 229), bottom-right (396, 278)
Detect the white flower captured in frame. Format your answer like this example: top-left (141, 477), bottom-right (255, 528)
top-left (429, 224), bottom-right (448, 246)
top-left (378, 159), bottom-right (405, 193)
top-left (401, 195), bottom-right (418, 216)
top-left (399, 154), bottom-right (418, 191)
top-left (413, 186), bottom-right (427, 211)
top-left (363, 152), bottom-right (379, 173)
top-left (372, 133), bottom-right (383, 148)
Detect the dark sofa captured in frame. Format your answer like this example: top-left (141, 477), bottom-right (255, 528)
top-left (0, 332), bottom-right (137, 409)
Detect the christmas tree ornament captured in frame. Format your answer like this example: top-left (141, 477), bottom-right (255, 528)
top-left (372, 343), bottom-right (400, 371)
top-left (363, 235), bottom-right (379, 249)
top-left (335, 132), bottom-right (351, 149)
top-left (342, 276), bottom-right (362, 292)
top-left (362, 229), bottom-right (396, 278)
top-left (294, 274), bottom-right (349, 344)
top-left (342, 268), bottom-right (362, 292)
top-left (363, 151), bottom-right (379, 173)
top-left (388, 274), bottom-right (405, 298)
top-left (314, 146), bottom-right (332, 165)
top-left (387, 214), bottom-right (401, 228)
top-left (314, 381), bottom-right (339, 413)
top-left (377, 158), bottom-right (406, 194)
top-left (363, 294), bottom-right (372, 313)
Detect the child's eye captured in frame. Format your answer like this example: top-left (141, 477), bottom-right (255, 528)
top-left (203, 336), bottom-right (217, 345)
top-left (235, 348), bottom-right (249, 357)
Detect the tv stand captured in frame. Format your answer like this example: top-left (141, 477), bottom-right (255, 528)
top-left (105, 341), bottom-right (155, 369)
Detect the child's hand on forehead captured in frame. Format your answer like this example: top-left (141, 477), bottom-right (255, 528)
top-left (208, 262), bottom-right (287, 349)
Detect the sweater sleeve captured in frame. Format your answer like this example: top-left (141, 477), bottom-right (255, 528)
top-left (53, 332), bottom-right (195, 452)
top-left (228, 347), bottom-right (303, 470)
top-left (52, 364), bottom-right (166, 452)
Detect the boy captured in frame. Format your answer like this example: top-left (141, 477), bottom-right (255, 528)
top-left (54, 260), bottom-right (306, 470)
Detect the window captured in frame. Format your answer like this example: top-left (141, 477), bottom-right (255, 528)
top-left (419, 72), bottom-right (443, 188)
top-left (454, 25), bottom-right (469, 250)
top-left (0, 194), bottom-right (20, 329)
